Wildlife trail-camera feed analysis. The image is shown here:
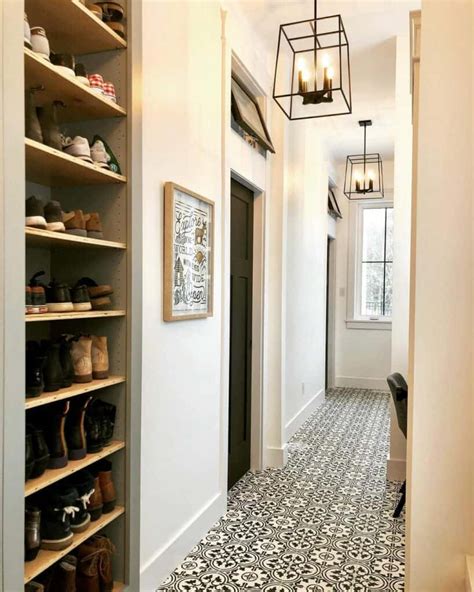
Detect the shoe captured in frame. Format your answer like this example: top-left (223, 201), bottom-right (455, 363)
top-left (71, 336), bottom-right (93, 383)
top-left (26, 286), bottom-right (32, 314)
top-left (25, 505), bottom-right (41, 562)
top-left (76, 534), bottom-right (115, 592)
top-left (87, 73), bottom-right (104, 95)
top-left (87, 2), bottom-right (104, 20)
top-left (27, 423), bottom-right (50, 478)
top-left (39, 487), bottom-right (77, 550)
top-left (24, 13), bottom-right (32, 49)
top-left (37, 102), bottom-right (64, 151)
top-left (91, 399), bottom-right (116, 447)
top-left (85, 400), bottom-right (103, 453)
top-left (64, 470), bottom-right (95, 532)
top-left (108, 20), bottom-right (125, 38)
top-left (91, 336), bottom-right (109, 379)
top-left (76, 276), bottom-right (113, 309)
top-left (50, 53), bottom-right (76, 77)
top-left (95, 1), bottom-right (124, 21)
top-left (91, 134), bottom-right (121, 174)
top-left (102, 82), bottom-right (117, 102)
top-left (62, 136), bottom-right (93, 163)
top-left (66, 396), bottom-right (92, 460)
top-left (63, 210), bottom-right (87, 237)
top-left (25, 196), bottom-right (47, 229)
top-left (97, 460), bottom-right (116, 513)
top-left (90, 139), bottom-right (111, 169)
top-left (72, 284), bottom-right (92, 311)
top-left (25, 89), bottom-right (43, 143)
top-left (41, 341), bottom-right (65, 392)
top-left (47, 554), bottom-right (77, 592)
top-left (29, 271), bottom-right (48, 314)
top-left (88, 474), bottom-right (103, 521)
top-left (84, 212), bottom-right (104, 239)
top-left (25, 432), bottom-right (35, 481)
top-left (75, 63), bottom-right (90, 86)
top-left (26, 341), bottom-right (46, 398)
top-left (58, 336), bottom-right (75, 387)
top-left (25, 582), bottom-right (44, 592)
top-left (46, 279), bottom-right (73, 312)
top-left (44, 201), bottom-right (66, 232)
top-left (42, 400), bottom-right (70, 469)
top-left (30, 27), bottom-right (50, 61)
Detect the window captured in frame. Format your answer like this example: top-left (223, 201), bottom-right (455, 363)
top-left (231, 76), bottom-right (275, 154)
top-left (358, 205), bottom-right (393, 319)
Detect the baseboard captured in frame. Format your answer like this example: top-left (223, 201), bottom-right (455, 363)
top-left (465, 556), bottom-right (474, 592)
top-left (140, 491), bottom-right (226, 592)
top-left (387, 457), bottom-right (406, 481)
top-left (335, 376), bottom-right (389, 391)
top-left (285, 388), bottom-right (325, 441)
top-left (264, 444), bottom-right (288, 468)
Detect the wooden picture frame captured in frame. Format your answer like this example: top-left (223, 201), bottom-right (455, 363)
top-left (163, 182), bottom-right (214, 321)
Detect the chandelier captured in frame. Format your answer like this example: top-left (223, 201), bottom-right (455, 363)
top-left (344, 120), bottom-right (384, 200)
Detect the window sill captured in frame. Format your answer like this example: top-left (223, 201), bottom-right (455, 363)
top-left (346, 319), bottom-right (392, 331)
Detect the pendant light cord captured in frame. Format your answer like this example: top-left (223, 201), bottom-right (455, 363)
top-left (363, 124), bottom-right (367, 190)
top-left (313, 0), bottom-right (318, 91)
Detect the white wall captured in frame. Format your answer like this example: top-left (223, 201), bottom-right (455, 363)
top-left (407, 2), bottom-right (474, 590)
top-left (333, 163), bottom-right (393, 392)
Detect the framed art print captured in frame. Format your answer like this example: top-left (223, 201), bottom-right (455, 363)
top-left (163, 182), bottom-right (214, 321)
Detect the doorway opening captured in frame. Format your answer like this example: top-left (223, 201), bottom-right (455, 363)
top-left (325, 236), bottom-right (336, 390)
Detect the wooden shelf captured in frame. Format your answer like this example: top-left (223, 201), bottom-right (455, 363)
top-left (25, 440), bottom-right (125, 497)
top-left (26, 310), bottom-right (126, 323)
top-left (25, 0), bottom-right (127, 54)
top-left (113, 583), bottom-right (125, 592)
top-left (25, 376), bottom-right (126, 410)
top-left (25, 139), bottom-right (127, 187)
top-left (24, 506), bottom-right (125, 583)
top-left (26, 227), bottom-right (126, 250)
top-left (25, 48), bottom-right (126, 122)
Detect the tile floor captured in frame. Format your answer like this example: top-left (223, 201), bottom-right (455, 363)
top-left (158, 387), bottom-right (405, 591)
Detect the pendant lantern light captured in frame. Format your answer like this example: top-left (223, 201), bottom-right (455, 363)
top-left (272, 0), bottom-right (352, 120)
top-left (344, 120), bottom-right (384, 199)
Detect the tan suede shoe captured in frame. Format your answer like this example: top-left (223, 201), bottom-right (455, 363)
top-left (84, 212), bottom-right (103, 239)
top-left (63, 210), bottom-right (86, 237)
top-left (71, 336), bottom-right (93, 383)
top-left (91, 336), bottom-right (109, 379)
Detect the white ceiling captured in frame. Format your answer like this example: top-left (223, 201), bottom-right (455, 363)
top-left (237, 0), bottom-right (420, 162)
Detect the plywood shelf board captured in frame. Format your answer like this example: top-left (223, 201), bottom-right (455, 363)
top-left (26, 310), bottom-right (126, 323)
top-left (25, 440), bottom-right (125, 497)
top-left (24, 506), bottom-right (125, 583)
top-left (26, 227), bottom-right (126, 250)
top-left (25, 139), bottom-right (127, 187)
top-left (25, 48), bottom-right (126, 122)
top-left (24, 0), bottom-right (127, 54)
top-left (25, 376), bottom-right (126, 409)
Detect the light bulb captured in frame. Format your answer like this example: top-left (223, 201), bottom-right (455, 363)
top-left (302, 69), bottom-right (310, 82)
top-left (327, 67), bottom-right (335, 80)
top-left (297, 58), bottom-right (306, 71)
top-left (368, 170), bottom-right (375, 180)
top-left (322, 54), bottom-right (330, 68)
top-left (354, 172), bottom-right (363, 181)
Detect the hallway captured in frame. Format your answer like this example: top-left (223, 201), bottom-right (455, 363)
top-left (158, 388), bottom-right (405, 591)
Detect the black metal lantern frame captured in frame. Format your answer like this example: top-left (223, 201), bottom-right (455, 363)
top-left (344, 121), bottom-right (384, 200)
top-left (273, 0), bottom-right (352, 120)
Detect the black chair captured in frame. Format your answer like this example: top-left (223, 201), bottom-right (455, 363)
top-left (387, 372), bottom-right (408, 518)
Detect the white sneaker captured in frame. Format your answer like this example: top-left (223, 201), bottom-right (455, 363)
top-left (62, 136), bottom-right (92, 163)
top-left (90, 139), bottom-right (111, 169)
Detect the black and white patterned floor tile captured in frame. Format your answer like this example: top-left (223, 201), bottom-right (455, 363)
top-left (157, 387), bottom-right (405, 592)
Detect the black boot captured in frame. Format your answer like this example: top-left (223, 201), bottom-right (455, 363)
top-left (85, 399), bottom-right (103, 453)
top-left (42, 400), bottom-right (70, 469)
top-left (25, 432), bottom-right (35, 481)
top-left (66, 395), bottom-right (92, 460)
top-left (41, 341), bottom-right (64, 392)
top-left (58, 336), bottom-right (74, 388)
top-left (63, 470), bottom-right (95, 533)
top-left (98, 400), bottom-right (116, 447)
top-left (26, 341), bottom-right (46, 398)
top-left (37, 101), bottom-right (63, 151)
top-left (25, 505), bottom-right (41, 561)
top-left (39, 487), bottom-right (78, 550)
top-left (27, 423), bottom-right (50, 479)
top-left (25, 89), bottom-right (43, 143)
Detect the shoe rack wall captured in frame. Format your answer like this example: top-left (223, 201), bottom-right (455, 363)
top-left (1, 1), bottom-right (143, 590)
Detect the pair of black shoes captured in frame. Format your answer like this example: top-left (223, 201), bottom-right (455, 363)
top-left (85, 399), bottom-right (116, 453)
top-left (26, 337), bottom-right (74, 397)
top-left (29, 271), bottom-right (92, 313)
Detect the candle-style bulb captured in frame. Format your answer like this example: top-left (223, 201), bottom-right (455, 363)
top-left (327, 67), bottom-right (335, 80)
top-left (322, 54), bottom-right (330, 68)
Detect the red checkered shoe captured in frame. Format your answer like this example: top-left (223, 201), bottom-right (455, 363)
top-left (102, 82), bottom-right (117, 103)
top-left (87, 74), bottom-right (104, 95)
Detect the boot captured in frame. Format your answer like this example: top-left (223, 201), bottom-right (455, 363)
top-left (71, 336), bottom-right (93, 383)
top-left (66, 396), bottom-right (92, 460)
top-left (25, 583), bottom-right (44, 592)
top-left (88, 474), bottom-right (103, 521)
top-left (48, 554), bottom-right (77, 592)
top-left (39, 487), bottom-right (77, 550)
top-left (85, 399), bottom-right (103, 453)
top-left (25, 89), bottom-right (43, 143)
top-left (25, 432), bottom-right (35, 480)
top-left (37, 101), bottom-right (63, 151)
top-left (59, 336), bottom-right (74, 388)
top-left (99, 400), bottom-right (116, 447)
top-left (76, 534), bottom-right (115, 592)
top-left (91, 336), bottom-right (109, 379)
top-left (64, 470), bottom-right (95, 533)
top-left (97, 460), bottom-right (116, 513)
top-left (26, 341), bottom-right (46, 398)
top-left (27, 423), bottom-right (50, 478)
top-left (41, 341), bottom-right (64, 392)
top-left (43, 400), bottom-right (70, 469)
top-left (25, 505), bottom-right (41, 561)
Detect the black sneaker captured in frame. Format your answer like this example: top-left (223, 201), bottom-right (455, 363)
top-left (44, 201), bottom-right (65, 233)
top-left (26, 341), bottom-right (46, 398)
top-left (72, 284), bottom-right (92, 312)
top-left (25, 196), bottom-right (47, 229)
top-left (39, 487), bottom-right (77, 550)
top-left (46, 279), bottom-right (73, 313)
top-left (63, 470), bottom-right (95, 533)
top-left (29, 271), bottom-right (48, 314)
top-left (41, 341), bottom-right (64, 393)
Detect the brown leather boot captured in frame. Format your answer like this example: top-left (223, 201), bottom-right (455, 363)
top-left (98, 460), bottom-right (116, 513)
top-left (48, 554), bottom-right (77, 592)
top-left (84, 213), bottom-right (103, 239)
top-left (88, 475), bottom-right (103, 521)
top-left (25, 505), bottom-right (41, 562)
top-left (71, 336), bottom-right (93, 383)
top-left (91, 336), bottom-right (109, 379)
top-left (77, 535), bottom-right (115, 592)
top-left (63, 210), bottom-right (87, 237)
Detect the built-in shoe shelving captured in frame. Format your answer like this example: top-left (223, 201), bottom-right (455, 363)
top-left (25, 440), bottom-right (125, 497)
top-left (26, 227), bottom-right (127, 250)
top-left (25, 376), bottom-right (126, 410)
top-left (25, 139), bottom-right (127, 186)
top-left (26, 309), bottom-right (126, 323)
top-left (25, 0), bottom-right (127, 55)
top-left (24, 506), bottom-right (125, 583)
top-left (25, 48), bottom-right (127, 122)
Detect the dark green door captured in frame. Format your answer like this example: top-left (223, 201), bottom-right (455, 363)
top-left (228, 180), bottom-right (254, 489)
